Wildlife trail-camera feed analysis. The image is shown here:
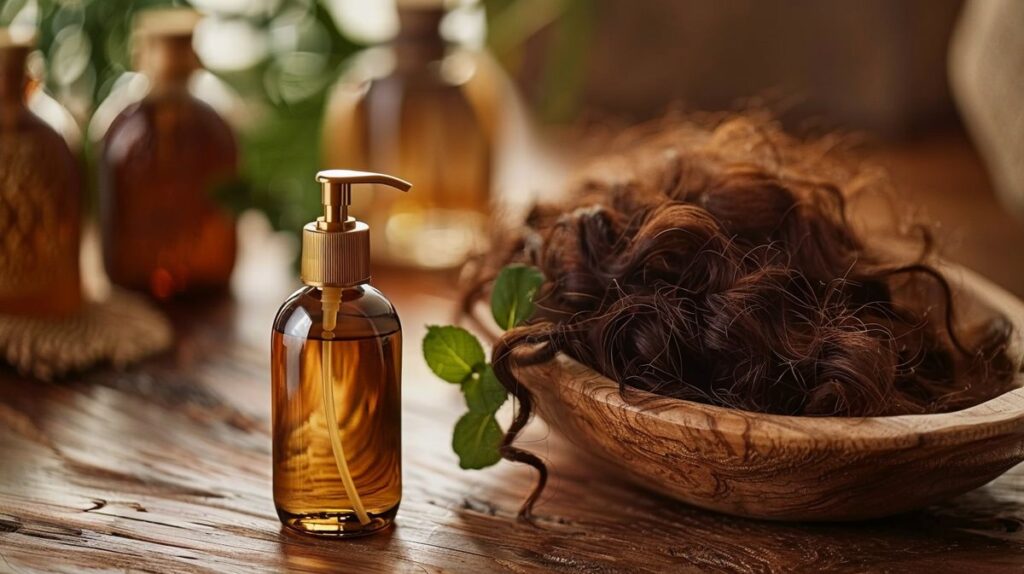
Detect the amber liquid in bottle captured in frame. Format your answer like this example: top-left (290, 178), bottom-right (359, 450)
top-left (99, 33), bottom-right (237, 299)
top-left (0, 38), bottom-right (81, 317)
top-left (323, 6), bottom-right (492, 269)
top-left (272, 285), bottom-right (402, 537)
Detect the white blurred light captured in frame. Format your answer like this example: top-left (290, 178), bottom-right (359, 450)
top-left (190, 70), bottom-right (253, 128)
top-left (267, 51), bottom-right (329, 104)
top-left (51, 26), bottom-right (92, 85)
top-left (194, 16), bottom-right (269, 71)
top-left (87, 72), bottom-right (148, 142)
top-left (188, 0), bottom-right (280, 18)
top-left (442, 2), bottom-right (485, 48)
top-left (269, 7), bottom-right (330, 55)
top-left (324, 0), bottom-right (398, 44)
top-left (3, 0), bottom-right (38, 42)
top-left (268, 10), bottom-right (302, 54)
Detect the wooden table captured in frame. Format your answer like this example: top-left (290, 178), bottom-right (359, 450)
top-left (2, 131), bottom-right (1024, 573)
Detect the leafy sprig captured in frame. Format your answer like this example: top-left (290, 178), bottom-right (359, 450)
top-left (423, 265), bottom-right (544, 469)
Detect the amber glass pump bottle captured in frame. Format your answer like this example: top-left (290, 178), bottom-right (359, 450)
top-left (0, 30), bottom-right (82, 317)
top-left (272, 169), bottom-right (411, 537)
top-left (99, 9), bottom-right (238, 299)
top-left (323, 1), bottom-right (492, 269)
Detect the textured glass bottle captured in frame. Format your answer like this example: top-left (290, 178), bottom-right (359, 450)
top-left (0, 32), bottom-right (81, 317)
top-left (323, 4), bottom-right (492, 269)
top-left (99, 11), bottom-right (237, 299)
top-left (272, 170), bottom-right (410, 537)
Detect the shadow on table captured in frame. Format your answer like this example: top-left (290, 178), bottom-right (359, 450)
top-left (445, 441), bottom-right (1024, 572)
top-left (276, 524), bottom-right (420, 572)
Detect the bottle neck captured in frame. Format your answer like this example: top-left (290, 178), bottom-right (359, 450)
top-left (137, 35), bottom-right (199, 95)
top-left (0, 45), bottom-right (28, 107)
top-left (393, 7), bottom-right (448, 71)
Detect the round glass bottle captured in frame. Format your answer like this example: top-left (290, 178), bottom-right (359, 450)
top-left (323, 2), bottom-right (493, 269)
top-left (99, 9), bottom-right (238, 299)
top-left (271, 285), bottom-right (402, 537)
top-left (0, 30), bottom-right (81, 317)
top-left (271, 170), bottom-right (410, 537)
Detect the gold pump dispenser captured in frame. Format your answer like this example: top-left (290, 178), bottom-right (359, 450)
top-left (301, 170), bottom-right (412, 288)
top-left (272, 169), bottom-right (410, 537)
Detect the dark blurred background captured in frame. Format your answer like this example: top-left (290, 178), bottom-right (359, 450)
top-left (533, 0), bottom-right (962, 133)
top-left (2, 0), bottom-right (1021, 293)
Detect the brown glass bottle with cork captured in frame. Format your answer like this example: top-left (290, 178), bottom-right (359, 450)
top-left (271, 170), bottom-right (411, 537)
top-left (0, 29), bottom-right (81, 317)
top-left (99, 9), bottom-right (238, 299)
top-left (323, 0), bottom-right (492, 269)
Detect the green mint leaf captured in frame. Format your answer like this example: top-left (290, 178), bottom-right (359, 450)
top-left (490, 265), bottom-right (544, 330)
top-left (461, 364), bottom-right (508, 413)
top-left (423, 326), bottom-right (485, 384)
top-left (452, 411), bottom-right (504, 469)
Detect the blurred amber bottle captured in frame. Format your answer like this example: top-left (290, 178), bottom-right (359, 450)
top-left (323, 2), bottom-right (495, 269)
top-left (99, 9), bottom-right (237, 299)
top-left (0, 30), bottom-right (82, 317)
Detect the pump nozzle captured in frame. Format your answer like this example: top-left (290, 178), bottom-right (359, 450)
top-left (302, 170), bottom-right (412, 288)
top-left (309, 169), bottom-right (411, 531)
top-left (315, 170), bottom-right (411, 231)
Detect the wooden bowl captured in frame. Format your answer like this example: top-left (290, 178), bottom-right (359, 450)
top-left (517, 266), bottom-right (1024, 521)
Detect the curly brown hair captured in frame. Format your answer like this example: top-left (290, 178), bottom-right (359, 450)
top-left (462, 117), bottom-right (1017, 520)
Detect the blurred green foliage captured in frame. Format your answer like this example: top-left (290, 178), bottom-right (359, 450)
top-left (3, 0), bottom-right (362, 235)
top-left (209, 1), bottom-right (361, 235)
top-left (1, 0), bottom-right (591, 238)
top-left (36, 0), bottom-right (179, 108)
top-left (482, 0), bottom-right (593, 123)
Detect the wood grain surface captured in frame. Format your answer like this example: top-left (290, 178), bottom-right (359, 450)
top-left (0, 261), bottom-right (1022, 574)
top-left (0, 131), bottom-right (1023, 572)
